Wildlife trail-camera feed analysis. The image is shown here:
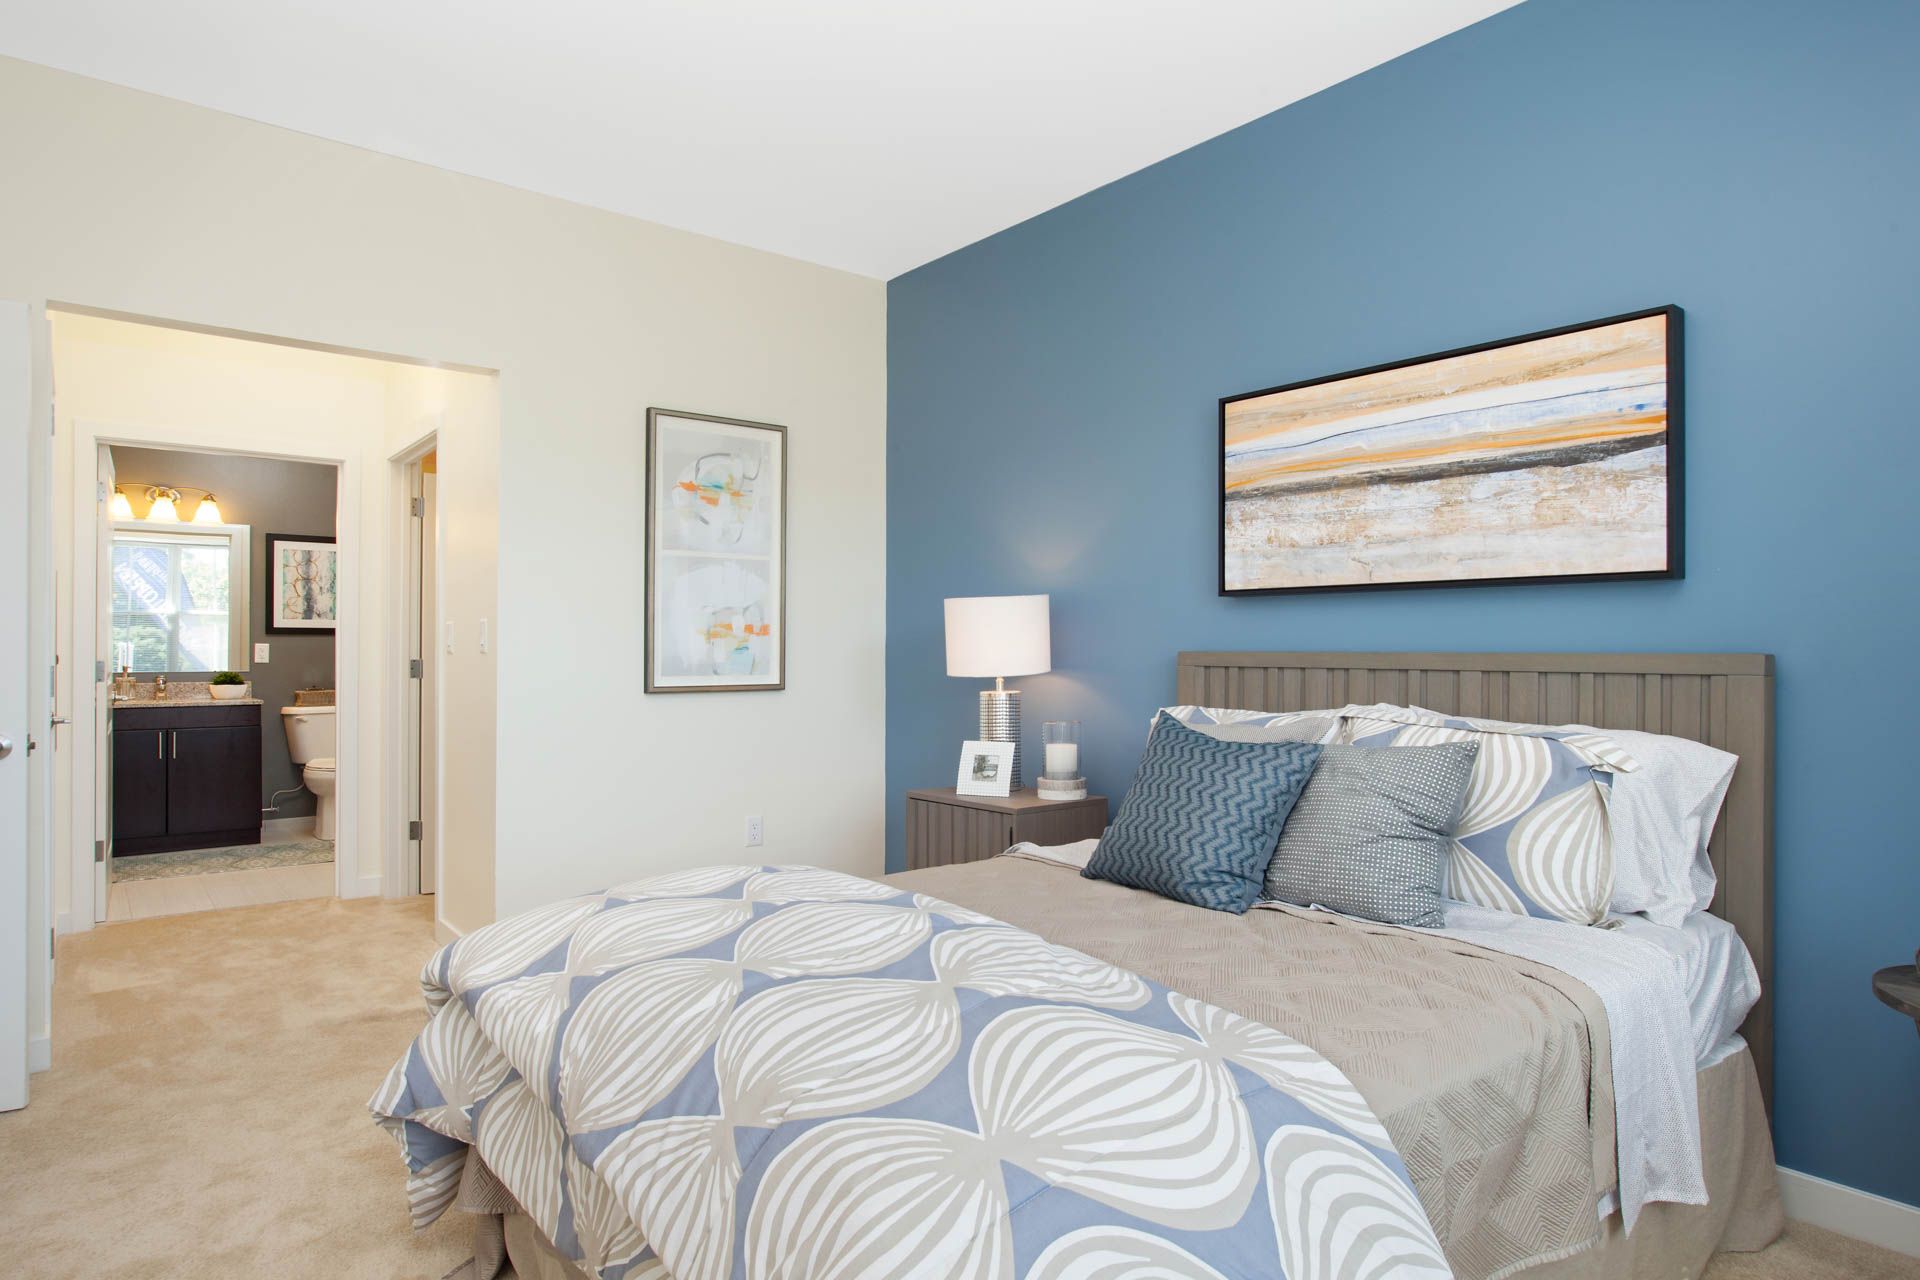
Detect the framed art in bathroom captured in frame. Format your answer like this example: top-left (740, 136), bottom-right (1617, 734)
top-left (644, 408), bottom-right (788, 693)
top-left (264, 533), bottom-right (338, 634)
top-left (1220, 305), bottom-right (1683, 595)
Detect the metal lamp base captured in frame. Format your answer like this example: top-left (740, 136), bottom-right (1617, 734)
top-left (979, 688), bottom-right (1022, 790)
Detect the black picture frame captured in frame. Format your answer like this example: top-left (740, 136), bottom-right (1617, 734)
top-left (263, 533), bottom-right (338, 634)
top-left (643, 408), bottom-right (789, 693)
top-left (1219, 304), bottom-right (1684, 597)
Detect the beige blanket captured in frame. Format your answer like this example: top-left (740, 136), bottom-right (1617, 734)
top-left (890, 856), bottom-right (1619, 1280)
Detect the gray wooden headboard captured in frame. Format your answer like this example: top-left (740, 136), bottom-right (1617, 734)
top-left (1176, 650), bottom-right (1775, 1110)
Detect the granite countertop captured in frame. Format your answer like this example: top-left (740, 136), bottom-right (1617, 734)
top-left (112, 680), bottom-right (265, 707)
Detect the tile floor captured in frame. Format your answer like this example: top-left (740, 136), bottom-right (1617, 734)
top-left (105, 860), bottom-right (335, 921)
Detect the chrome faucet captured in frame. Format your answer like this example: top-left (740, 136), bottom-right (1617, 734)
top-left (152, 675), bottom-right (169, 700)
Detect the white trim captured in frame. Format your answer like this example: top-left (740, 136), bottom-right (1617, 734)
top-left (1779, 1167), bottom-right (1920, 1258)
top-left (28, 1035), bottom-right (49, 1074)
top-left (54, 911), bottom-right (72, 935)
top-left (354, 873), bottom-right (382, 899)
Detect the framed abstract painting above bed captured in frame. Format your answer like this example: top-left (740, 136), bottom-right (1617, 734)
top-left (1220, 305), bottom-right (1683, 595)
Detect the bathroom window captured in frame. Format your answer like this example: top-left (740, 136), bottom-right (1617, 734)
top-left (110, 525), bottom-right (251, 672)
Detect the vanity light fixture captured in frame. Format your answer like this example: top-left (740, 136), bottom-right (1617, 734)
top-left (119, 484), bottom-right (228, 524)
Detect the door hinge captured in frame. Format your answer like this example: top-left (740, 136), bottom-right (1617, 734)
top-left (96, 659), bottom-right (106, 683)
top-left (51, 927), bottom-right (57, 959)
top-left (411, 497), bottom-right (422, 517)
top-left (409, 658), bottom-right (422, 678)
top-left (94, 839), bottom-right (105, 864)
top-left (408, 820), bottom-right (423, 841)
top-left (96, 480), bottom-right (106, 504)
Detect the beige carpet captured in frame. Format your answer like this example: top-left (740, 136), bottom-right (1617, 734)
top-left (3, 896), bottom-right (1915, 1280)
top-left (0, 895), bottom-right (472, 1279)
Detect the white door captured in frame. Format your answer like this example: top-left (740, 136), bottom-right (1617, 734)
top-left (1, 302), bottom-right (32, 1110)
top-left (93, 444), bottom-right (114, 920)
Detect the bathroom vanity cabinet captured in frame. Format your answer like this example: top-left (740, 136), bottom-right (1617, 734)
top-left (112, 704), bottom-right (262, 855)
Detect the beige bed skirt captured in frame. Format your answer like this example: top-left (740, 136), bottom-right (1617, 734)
top-left (474, 1043), bottom-right (1782, 1280)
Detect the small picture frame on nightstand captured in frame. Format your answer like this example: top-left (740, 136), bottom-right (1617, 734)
top-left (955, 739), bottom-right (1016, 797)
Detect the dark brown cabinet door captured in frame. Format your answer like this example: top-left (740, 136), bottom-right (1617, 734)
top-left (165, 726), bottom-right (262, 837)
top-left (111, 729), bottom-right (169, 840)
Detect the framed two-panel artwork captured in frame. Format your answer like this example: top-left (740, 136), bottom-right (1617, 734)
top-left (645, 408), bottom-right (787, 693)
top-left (264, 533), bottom-right (338, 634)
top-left (1220, 305), bottom-right (1683, 595)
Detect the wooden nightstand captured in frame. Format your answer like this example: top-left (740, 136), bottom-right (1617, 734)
top-left (1873, 961), bottom-right (1920, 1039)
top-left (905, 788), bottom-right (1109, 871)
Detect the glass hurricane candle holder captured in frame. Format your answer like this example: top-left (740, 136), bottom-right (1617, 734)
top-left (1037, 721), bottom-right (1086, 801)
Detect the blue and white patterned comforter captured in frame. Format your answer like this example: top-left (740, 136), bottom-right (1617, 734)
top-left (371, 864), bottom-right (1449, 1279)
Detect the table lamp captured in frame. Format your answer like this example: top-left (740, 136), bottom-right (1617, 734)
top-left (944, 594), bottom-right (1050, 790)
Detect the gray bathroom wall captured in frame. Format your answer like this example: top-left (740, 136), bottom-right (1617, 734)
top-left (111, 445), bottom-right (337, 819)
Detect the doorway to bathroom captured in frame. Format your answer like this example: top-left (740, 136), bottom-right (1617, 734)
top-left (99, 443), bottom-right (340, 920)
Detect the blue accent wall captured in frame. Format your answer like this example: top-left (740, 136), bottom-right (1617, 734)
top-left (887, 0), bottom-right (1920, 1205)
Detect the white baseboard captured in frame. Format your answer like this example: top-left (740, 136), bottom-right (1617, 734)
top-left (54, 911), bottom-right (72, 936)
top-left (28, 1035), bottom-right (50, 1074)
top-left (348, 873), bottom-right (382, 899)
top-left (1780, 1167), bottom-right (1920, 1258)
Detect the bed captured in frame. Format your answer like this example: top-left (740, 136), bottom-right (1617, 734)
top-left (377, 650), bottom-right (1782, 1280)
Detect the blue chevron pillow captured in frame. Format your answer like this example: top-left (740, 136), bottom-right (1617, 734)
top-left (1084, 712), bottom-right (1322, 913)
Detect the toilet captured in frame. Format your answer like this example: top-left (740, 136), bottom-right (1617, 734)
top-left (280, 705), bottom-right (338, 841)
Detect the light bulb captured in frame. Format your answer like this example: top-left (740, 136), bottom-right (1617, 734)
top-left (193, 494), bottom-right (224, 525)
top-left (147, 489), bottom-right (179, 522)
top-left (109, 488), bottom-right (134, 520)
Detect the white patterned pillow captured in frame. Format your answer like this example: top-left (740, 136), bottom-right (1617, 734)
top-left (1337, 704), bottom-right (1640, 925)
top-left (1158, 705), bottom-right (1342, 745)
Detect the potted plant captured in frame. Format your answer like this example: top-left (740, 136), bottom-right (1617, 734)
top-left (208, 671), bottom-right (251, 701)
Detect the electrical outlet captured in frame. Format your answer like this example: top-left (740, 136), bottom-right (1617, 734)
top-left (744, 816), bottom-right (764, 848)
top-left (253, 642), bottom-right (270, 663)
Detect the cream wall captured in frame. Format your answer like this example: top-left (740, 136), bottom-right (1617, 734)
top-left (2, 55), bottom-right (887, 954)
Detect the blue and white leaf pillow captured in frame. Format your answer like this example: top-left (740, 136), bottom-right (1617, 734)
top-left (1337, 704), bottom-right (1640, 925)
top-left (1158, 704), bottom-right (1343, 743)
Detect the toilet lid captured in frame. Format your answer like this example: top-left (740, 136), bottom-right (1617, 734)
top-left (307, 757), bottom-right (336, 773)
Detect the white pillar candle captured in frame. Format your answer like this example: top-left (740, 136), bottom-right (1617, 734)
top-left (1044, 742), bottom-right (1079, 776)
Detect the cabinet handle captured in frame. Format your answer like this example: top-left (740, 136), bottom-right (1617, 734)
top-left (171, 731), bottom-right (178, 759)
top-left (156, 734), bottom-right (162, 760)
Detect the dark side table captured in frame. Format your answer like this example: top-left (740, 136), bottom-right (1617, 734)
top-left (1872, 961), bottom-right (1920, 1039)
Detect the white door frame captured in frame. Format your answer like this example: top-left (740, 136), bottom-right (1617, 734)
top-left (384, 430), bottom-right (439, 903)
top-left (2, 301), bottom-right (33, 1109)
top-left (65, 420), bottom-right (362, 930)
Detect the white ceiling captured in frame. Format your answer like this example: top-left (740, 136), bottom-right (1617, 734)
top-left (0, 0), bottom-right (1519, 279)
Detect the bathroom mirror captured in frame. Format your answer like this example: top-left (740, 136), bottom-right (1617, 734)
top-left (110, 522), bottom-right (252, 672)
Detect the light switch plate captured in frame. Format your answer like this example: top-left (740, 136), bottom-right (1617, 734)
top-left (479, 618), bottom-right (489, 654)
top-left (253, 642), bottom-right (270, 663)
top-left (744, 816), bottom-right (764, 848)
top-left (445, 621), bottom-right (454, 654)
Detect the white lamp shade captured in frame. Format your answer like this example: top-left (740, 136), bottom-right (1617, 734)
top-left (945, 594), bottom-right (1050, 678)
